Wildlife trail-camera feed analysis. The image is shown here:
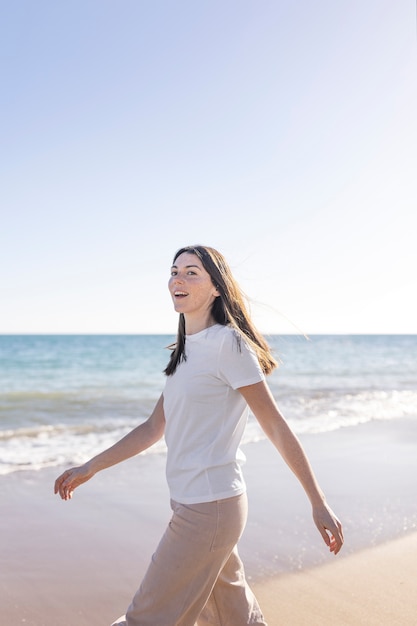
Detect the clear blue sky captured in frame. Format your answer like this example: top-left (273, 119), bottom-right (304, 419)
top-left (2, 1), bottom-right (416, 334)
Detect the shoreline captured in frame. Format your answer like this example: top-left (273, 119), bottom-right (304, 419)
top-left (2, 417), bottom-right (417, 624)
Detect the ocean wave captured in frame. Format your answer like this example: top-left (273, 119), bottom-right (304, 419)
top-left (0, 390), bottom-right (158, 431)
top-left (279, 389), bottom-right (417, 430)
top-left (1, 388), bottom-right (416, 475)
top-left (0, 417), bottom-right (166, 476)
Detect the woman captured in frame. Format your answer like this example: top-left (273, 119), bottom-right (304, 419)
top-left (55, 245), bottom-right (343, 626)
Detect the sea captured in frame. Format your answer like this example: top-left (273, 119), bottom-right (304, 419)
top-left (1, 334), bottom-right (417, 476)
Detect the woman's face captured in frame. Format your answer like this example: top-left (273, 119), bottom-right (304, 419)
top-left (168, 252), bottom-right (219, 320)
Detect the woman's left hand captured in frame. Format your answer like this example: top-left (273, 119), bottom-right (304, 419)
top-left (312, 502), bottom-right (344, 555)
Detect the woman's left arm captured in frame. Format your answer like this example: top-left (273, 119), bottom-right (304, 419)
top-left (239, 380), bottom-right (344, 555)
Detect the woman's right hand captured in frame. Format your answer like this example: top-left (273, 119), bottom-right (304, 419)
top-left (54, 463), bottom-right (94, 500)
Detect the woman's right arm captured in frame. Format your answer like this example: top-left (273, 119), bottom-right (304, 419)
top-left (54, 394), bottom-right (165, 500)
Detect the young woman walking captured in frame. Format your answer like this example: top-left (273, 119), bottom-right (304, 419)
top-left (55, 244), bottom-right (343, 626)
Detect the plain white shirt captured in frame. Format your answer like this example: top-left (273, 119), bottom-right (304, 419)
top-left (162, 324), bottom-right (265, 504)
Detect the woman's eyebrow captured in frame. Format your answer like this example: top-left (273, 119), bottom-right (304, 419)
top-left (171, 264), bottom-right (201, 270)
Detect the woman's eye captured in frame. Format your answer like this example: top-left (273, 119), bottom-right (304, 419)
top-left (170, 271), bottom-right (177, 276)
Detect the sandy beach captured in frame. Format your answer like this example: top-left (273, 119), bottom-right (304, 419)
top-left (255, 532), bottom-right (417, 625)
top-left (2, 417), bottom-right (417, 625)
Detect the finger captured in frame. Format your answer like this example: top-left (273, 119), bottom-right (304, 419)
top-left (319, 527), bottom-right (331, 548)
top-left (63, 475), bottom-right (77, 500)
top-left (331, 536), bottom-right (342, 555)
top-left (54, 473), bottom-right (66, 495)
top-left (329, 525), bottom-right (344, 555)
top-left (320, 522), bottom-right (344, 555)
top-left (62, 479), bottom-right (73, 500)
top-left (59, 473), bottom-right (73, 499)
top-left (329, 534), bottom-right (338, 553)
top-left (53, 469), bottom-right (75, 500)
top-left (54, 473), bottom-right (64, 494)
top-left (334, 520), bottom-right (344, 548)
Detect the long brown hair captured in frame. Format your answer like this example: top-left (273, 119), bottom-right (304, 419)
top-left (164, 245), bottom-right (278, 376)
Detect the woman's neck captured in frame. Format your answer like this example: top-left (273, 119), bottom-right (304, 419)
top-left (185, 314), bottom-right (217, 336)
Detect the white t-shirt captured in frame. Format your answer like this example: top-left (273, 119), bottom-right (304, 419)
top-left (162, 324), bottom-right (265, 504)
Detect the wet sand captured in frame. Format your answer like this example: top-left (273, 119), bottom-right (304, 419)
top-left (1, 417), bottom-right (417, 625)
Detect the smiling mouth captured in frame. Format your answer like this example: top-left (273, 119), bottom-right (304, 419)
top-left (174, 291), bottom-right (188, 298)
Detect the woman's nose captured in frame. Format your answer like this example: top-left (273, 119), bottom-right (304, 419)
top-left (172, 273), bottom-right (184, 284)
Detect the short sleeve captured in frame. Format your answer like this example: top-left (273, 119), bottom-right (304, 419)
top-left (217, 328), bottom-right (265, 390)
